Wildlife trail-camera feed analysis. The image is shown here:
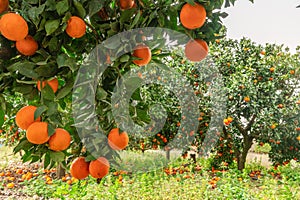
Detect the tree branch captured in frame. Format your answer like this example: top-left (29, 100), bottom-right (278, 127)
top-left (245, 114), bottom-right (257, 131)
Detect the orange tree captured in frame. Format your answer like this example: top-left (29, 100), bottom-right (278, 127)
top-left (209, 38), bottom-right (300, 170)
top-left (1, 0), bottom-right (249, 178)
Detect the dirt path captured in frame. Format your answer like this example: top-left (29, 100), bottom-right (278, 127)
top-left (246, 152), bottom-right (271, 168)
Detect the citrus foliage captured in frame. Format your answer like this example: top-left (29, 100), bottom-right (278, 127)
top-left (209, 38), bottom-right (300, 170)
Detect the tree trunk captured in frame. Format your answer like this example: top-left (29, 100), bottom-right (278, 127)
top-left (56, 163), bottom-right (65, 179)
top-left (237, 136), bottom-right (253, 170)
top-left (166, 149), bottom-right (171, 160)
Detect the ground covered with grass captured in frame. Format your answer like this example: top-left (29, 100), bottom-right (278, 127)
top-left (0, 147), bottom-right (299, 200)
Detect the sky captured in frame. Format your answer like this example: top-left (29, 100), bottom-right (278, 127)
top-left (221, 0), bottom-right (300, 53)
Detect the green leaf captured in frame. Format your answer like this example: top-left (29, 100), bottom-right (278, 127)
top-left (120, 9), bottom-right (136, 23)
top-left (85, 154), bottom-right (96, 162)
top-left (41, 84), bottom-right (56, 100)
top-left (22, 151), bottom-right (34, 163)
top-left (45, 19), bottom-right (60, 36)
top-left (14, 84), bottom-right (34, 95)
top-left (28, 4), bottom-right (46, 27)
top-left (185, 0), bottom-right (196, 5)
top-left (46, 102), bottom-right (58, 116)
top-left (56, 0), bottom-right (69, 16)
top-left (7, 62), bottom-right (39, 79)
top-left (120, 54), bottom-right (130, 62)
top-left (34, 105), bottom-right (48, 120)
top-left (56, 54), bottom-right (78, 72)
top-left (73, 0), bottom-right (86, 18)
top-left (49, 151), bottom-right (65, 162)
top-left (30, 156), bottom-right (41, 163)
top-left (13, 139), bottom-right (33, 153)
top-left (102, 38), bottom-right (121, 49)
top-left (0, 109), bottom-right (5, 128)
top-left (130, 10), bottom-right (141, 28)
top-left (44, 153), bottom-right (51, 168)
top-left (48, 37), bottom-right (59, 52)
top-left (35, 62), bottom-right (58, 78)
top-left (96, 87), bottom-right (107, 100)
top-left (56, 79), bottom-right (74, 99)
top-left (88, 0), bottom-right (104, 17)
top-left (48, 123), bottom-right (56, 137)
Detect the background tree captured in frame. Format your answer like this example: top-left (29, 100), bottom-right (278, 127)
top-left (209, 38), bottom-right (300, 170)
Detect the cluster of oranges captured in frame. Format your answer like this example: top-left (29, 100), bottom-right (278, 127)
top-left (128, 2), bottom-right (210, 67)
top-left (223, 117), bottom-right (233, 126)
top-left (15, 105), bottom-right (71, 151)
top-left (0, 164), bottom-right (42, 189)
top-left (0, 0), bottom-right (86, 56)
top-left (208, 176), bottom-right (221, 189)
top-left (1, 0), bottom-right (209, 67)
top-left (69, 128), bottom-right (129, 180)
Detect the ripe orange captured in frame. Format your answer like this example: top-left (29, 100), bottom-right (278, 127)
top-left (15, 105), bottom-right (41, 130)
top-left (70, 157), bottom-right (90, 180)
top-left (180, 3), bottom-right (206, 30)
top-left (227, 117), bottom-right (233, 123)
top-left (270, 124), bottom-right (276, 129)
top-left (244, 96), bottom-right (250, 102)
top-left (48, 128), bottom-right (71, 151)
top-left (132, 44), bottom-right (152, 66)
top-left (6, 182), bottom-right (14, 189)
top-left (269, 67), bottom-right (275, 73)
top-left (89, 157), bottom-right (110, 179)
top-left (120, 0), bottom-right (134, 10)
top-left (223, 118), bottom-right (229, 126)
top-left (184, 39), bottom-right (209, 62)
top-left (37, 78), bottom-right (59, 93)
top-left (16, 35), bottom-right (38, 56)
top-left (277, 104), bottom-right (283, 109)
top-left (296, 136), bottom-right (300, 141)
top-left (0, 0), bottom-right (9, 14)
top-left (290, 70), bottom-right (295, 75)
top-left (108, 128), bottom-right (129, 150)
top-left (26, 122), bottom-right (50, 144)
top-left (66, 16), bottom-right (86, 38)
top-left (0, 13), bottom-right (28, 41)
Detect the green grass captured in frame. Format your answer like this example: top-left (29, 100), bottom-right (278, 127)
top-left (18, 163), bottom-right (300, 200)
top-left (1, 147), bottom-right (299, 200)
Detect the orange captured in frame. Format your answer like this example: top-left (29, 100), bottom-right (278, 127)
top-left (180, 3), bottom-right (206, 30)
top-left (184, 39), bottom-right (209, 62)
top-left (132, 44), bottom-right (151, 66)
top-left (15, 105), bottom-right (41, 130)
top-left (107, 128), bottom-right (129, 150)
top-left (89, 157), bottom-right (110, 179)
top-left (244, 96), bottom-right (250, 102)
top-left (26, 122), bottom-right (50, 144)
top-left (227, 117), bottom-right (233, 123)
top-left (120, 0), bottom-right (134, 10)
top-left (0, 0), bottom-right (9, 14)
top-left (70, 157), bottom-right (90, 180)
top-left (0, 13), bottom-right (28, 41)
top-left (270, 124), bottom-right (276, 129)
top-left (6, 183), bottom-right (14, 189)
top-left (37, 78), bottom-right (59, 93)
top-left (48, 128), bottom-right (71, 151)
top-left (16, 35), bottom-right (38, 56)
top-left (66, 16), bottom-right (86, 38)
